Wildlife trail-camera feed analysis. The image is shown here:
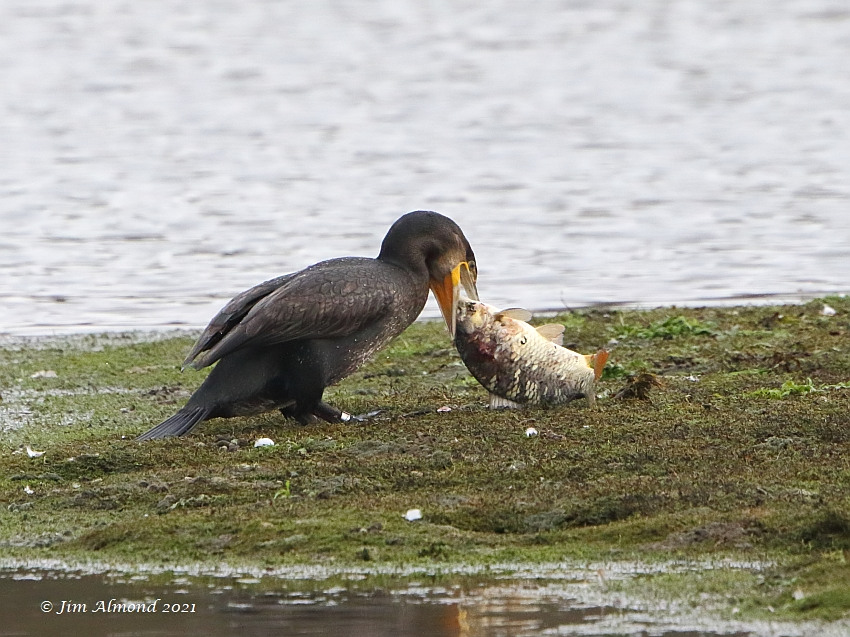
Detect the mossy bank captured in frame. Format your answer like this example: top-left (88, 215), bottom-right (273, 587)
top-left (2, 299), bottom-right (849, 621)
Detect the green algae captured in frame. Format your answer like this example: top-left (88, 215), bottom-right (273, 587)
top-left (1, 298), bottom-right (849, 621)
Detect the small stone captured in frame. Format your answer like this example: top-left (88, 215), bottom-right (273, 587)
top-left (821, 304), bottom-right (837, 316)
top-left (26, 446), bottom-right (45, 458)
top-left (404, 508), bottom-right (423, 522)
top-left (525, 427), bottom-right (539, 437)
top-left (254, 437), bottom-right (275, 448)
top-left (31, 370), bottom-right (57, 379)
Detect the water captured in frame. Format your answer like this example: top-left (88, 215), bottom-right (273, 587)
top-left (2, 0), bottom-right (849, 335)
top-left (4, 565), bottom-right (846, 637)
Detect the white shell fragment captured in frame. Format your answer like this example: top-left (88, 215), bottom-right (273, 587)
top-left (525, 427), bottom-right (539, 437)
top-left (404, 508), bottom-right (423, 522)
top-left (253, 438), bottom-right (275, 448)
top-left (31, 370), bottom-right (57, 379)
top-left (821, 304), bottom-right (837, 316)
top-left (26, 446), bottom-right (45, 458)
top-left (436, 405), bottom-right (452, 413)
top-left (24, 485), bottom-right (34, 495)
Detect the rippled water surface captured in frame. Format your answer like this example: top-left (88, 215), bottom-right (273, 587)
top-left (3, 0), bottom-right (850, 334)
top-left (5, 565), bottom-right (848, 637)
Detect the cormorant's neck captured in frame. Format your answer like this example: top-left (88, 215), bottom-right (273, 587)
top-left (377, 246), bottom-right (430, 287)
top-left (377, 223), bottom-right (435, 285)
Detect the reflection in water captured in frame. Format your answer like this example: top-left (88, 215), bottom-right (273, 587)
top-left (0, 572), bottom-right (774, 637)
top-left (2, 0), bottom-right (850, 334)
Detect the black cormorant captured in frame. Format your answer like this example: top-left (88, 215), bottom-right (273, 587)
top-left (137, 210), bottom-right (478, 440)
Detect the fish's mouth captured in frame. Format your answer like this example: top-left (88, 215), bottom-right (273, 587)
top-left (431, 261), bottom-right (479, 337)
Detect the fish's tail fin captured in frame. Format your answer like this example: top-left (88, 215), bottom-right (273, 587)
top-left (584, 349), bottom-right (609, 381)
top-left (137, 406), bottom-right (209, 441)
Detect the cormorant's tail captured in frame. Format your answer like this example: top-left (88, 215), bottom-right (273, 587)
top-left (137, 406), bottom-right (209, 441)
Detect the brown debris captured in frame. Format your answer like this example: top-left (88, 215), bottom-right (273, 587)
top-left (613, 372), bottom-right (663, 400)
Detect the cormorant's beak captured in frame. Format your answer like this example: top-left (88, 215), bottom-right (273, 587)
top-left (431, 261), bottom-right (479, 338)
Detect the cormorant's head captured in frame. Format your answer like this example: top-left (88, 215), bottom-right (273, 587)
top-left (379, 210), bottom-right (479, 337)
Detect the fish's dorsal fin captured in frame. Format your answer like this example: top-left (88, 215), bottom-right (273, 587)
top-left (535, 323), bottom-right (565, 345)
top-left (489, 393), bottom-right (522, 409)
top-left (496, 308), bottom-right (533, 322)
top-left (584, 349), bottom-right (609, 381)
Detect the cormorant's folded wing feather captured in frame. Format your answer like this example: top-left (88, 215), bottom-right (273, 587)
top-left (183, 272), bottom-right (296, 368)
top-left (187, 258), bottom-right (403, 369)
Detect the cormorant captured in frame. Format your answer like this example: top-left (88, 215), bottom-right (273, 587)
top-left (137, 210), bottom-right (478, 440)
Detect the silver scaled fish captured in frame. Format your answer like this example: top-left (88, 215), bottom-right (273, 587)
top-left (454, 299), bottom-right (608, 408)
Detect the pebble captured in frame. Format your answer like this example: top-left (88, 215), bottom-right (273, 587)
top-left (403, 508), bottom-right (422, 522)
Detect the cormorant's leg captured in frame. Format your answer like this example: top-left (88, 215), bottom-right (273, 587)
top-left (280, 404), bottom-right (319, 425)
top-left (312, 401), bottom-right (357, 423)
top-left (281, 401), bottom-right (376, 424)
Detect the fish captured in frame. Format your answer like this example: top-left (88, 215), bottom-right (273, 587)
top-left (454, 299), bottom-right (608, 408)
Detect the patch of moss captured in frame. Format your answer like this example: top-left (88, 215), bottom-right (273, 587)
top-left (617, 315), bottom-right (718, 340)
top-left (796, 510), bottom-right (850, 550)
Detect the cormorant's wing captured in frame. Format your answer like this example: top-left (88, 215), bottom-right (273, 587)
top-left (186, 258), bottom-right (406, 369)
top-left (183, 272), bottom-right (296, 368)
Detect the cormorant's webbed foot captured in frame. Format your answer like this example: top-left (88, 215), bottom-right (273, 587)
top-left (354, 409), bottom-right (382, 421)
top-left (314, 403), bottom-right (384, 423)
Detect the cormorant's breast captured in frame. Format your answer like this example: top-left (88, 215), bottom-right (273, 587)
top-left (306, 257), bottom-right (430, 385)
